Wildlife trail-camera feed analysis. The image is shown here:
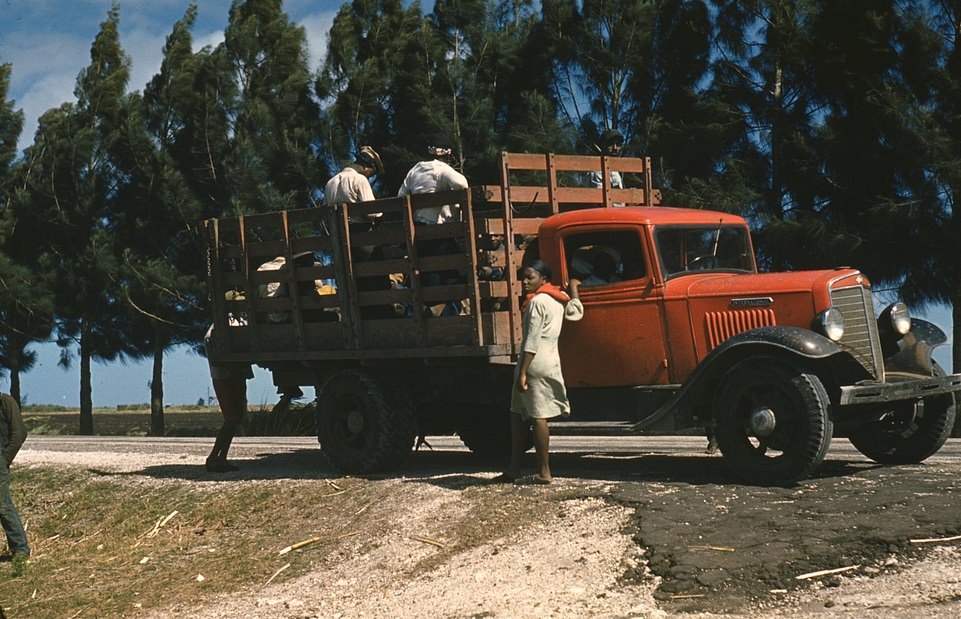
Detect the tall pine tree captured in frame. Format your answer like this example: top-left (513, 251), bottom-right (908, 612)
top-left (0, 63), bottom-right (55, 406)
top-left (220, 0), bottom-right (323, 215)
top-left (117, 5), bottom-right (212, 435)
top-left (18, 6), bottom-right (138, 433)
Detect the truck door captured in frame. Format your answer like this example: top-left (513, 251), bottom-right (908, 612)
top-left (558, 228), bottom-right (669, 387)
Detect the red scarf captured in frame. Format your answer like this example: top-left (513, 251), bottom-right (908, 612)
top-left (522, 283), bottom-right (570, 312)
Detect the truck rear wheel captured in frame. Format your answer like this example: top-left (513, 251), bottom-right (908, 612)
top-left (848, 364), bottom-right (955, 464)
top-left (714, 357), bottom-right (833, 485)
top-left (315, 369), bottom-right (417, 473)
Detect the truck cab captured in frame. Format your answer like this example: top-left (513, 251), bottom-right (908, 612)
top-left (204, 152), bottom-right (960, 485)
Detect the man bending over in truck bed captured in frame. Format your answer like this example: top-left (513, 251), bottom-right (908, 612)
top-left (397, 135), bottom-right (469, 315)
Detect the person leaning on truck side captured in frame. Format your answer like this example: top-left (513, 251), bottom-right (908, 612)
top-left (494, 260), bottom-right (583, 485)
top-left (1, 393), bottom-right (30, 561)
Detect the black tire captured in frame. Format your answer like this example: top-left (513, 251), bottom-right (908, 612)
top-left (315, 369), bottom-right (417, 473)
top-left (457, 406), bottom-right (532, 457)
top-left (714, 357), bottom-right (833, 485)
top-left (848, 364), bottom-right (956, 464)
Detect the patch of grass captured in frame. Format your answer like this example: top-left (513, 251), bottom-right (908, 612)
top-left (22, 404), bottom-right (80, 413)
top-left (21, 405), bottom-right (316, 438)
top-left (2, 468), bottom-right (376, 618)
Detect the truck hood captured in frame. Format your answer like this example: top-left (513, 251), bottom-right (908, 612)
top-left (662, 268), bottom-right (872, 357)
top-left (664, 268), bottom-right (868, 301)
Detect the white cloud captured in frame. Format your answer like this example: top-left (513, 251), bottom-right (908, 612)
top-left (2, 1), bottom-right (339, 151)
top-left (193, 28), bottom-right (225, 54)
top-left (2, 30), bottom-right (89, 149)
top-left (299, 10), bottom-right (338, 72)
top-left (122, 28), bottom-right (168, 94)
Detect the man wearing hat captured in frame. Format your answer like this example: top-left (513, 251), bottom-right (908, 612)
top-left (590, 128), bottom-right (625, 191)
top-left (325, 145), bottom-right (394, 318)
top-left (324, 145), bottom-right (385, 224)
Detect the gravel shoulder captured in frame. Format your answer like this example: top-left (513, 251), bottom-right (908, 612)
top-left (16, 437), bottom-right (961, 618)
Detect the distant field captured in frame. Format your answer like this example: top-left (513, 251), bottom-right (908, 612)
top-left (22, 404), bottom-right (315, 437)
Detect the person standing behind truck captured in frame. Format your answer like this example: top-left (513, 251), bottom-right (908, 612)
top-left (203, 325), bottom-right (252, 473)
top-left (495, 260), bottom-right (582, 485)
top-left (203, 147), bottom-right (388, 474)
top-left (1, 393), bottom-right (30, 562)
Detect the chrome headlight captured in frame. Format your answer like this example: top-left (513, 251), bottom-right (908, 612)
top-left (815, 307), bottom-right (845, 342)
top-left (882, 302), bottom-right (911, 335)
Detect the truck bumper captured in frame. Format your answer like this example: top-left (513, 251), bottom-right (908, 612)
top-left (839, 373), bottom-right (961, 406)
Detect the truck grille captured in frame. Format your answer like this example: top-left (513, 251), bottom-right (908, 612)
top-left (705, 308), bottom-right (777, 349)
top-left (830, 285), bottom-right (883, 380)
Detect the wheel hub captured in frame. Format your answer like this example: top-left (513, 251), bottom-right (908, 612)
top-left (750, 407), bottom-right (777, 436)
top-left (346, 409), bottom-right (365, 434)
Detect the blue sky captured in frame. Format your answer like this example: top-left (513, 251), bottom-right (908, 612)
top-left (0, 1), bottom-right (954, 407)
top-left (0, 0), bottom-right (344, 406)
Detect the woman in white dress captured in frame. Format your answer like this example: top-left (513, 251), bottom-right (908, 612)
top-left (496, 260), bottom-right (582, 484)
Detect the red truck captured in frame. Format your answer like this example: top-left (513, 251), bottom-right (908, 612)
top-left (204, 152), bottom-right (960, 484)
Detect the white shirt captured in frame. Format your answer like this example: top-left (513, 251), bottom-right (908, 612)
top-left (397, 159), bottom-right (469, 224)
top-left (589, 169), bottom-right (623, 189)
top-left (325, 166), bottom-right (380, 223)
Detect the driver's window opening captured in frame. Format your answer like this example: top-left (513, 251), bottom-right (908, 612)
top-left (564, 230), bottom-right (646, 288)
top-left (654, 225), bottom-right (754, 280)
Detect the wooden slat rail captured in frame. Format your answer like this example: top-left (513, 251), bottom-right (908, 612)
top-left (206, 152), bottom-right (659, 365)
top-left (478, 186), bottom-right (656, 208)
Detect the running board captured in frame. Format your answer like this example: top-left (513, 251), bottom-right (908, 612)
top-left (548, 421), bottom-right (638, 436)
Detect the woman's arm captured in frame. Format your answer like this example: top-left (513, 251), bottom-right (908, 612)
top-left (517, 351), bottom-right (536, 391)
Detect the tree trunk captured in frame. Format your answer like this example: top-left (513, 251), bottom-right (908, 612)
top-left (9, 369), bottom-right (21, 407)
top-left (79, 319), bottom-right (94, 435)
top-left (150, 326), bottom-right (166, 437)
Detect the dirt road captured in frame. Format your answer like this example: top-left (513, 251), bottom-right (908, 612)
top-left (18, 436), bottom-right (961, 618)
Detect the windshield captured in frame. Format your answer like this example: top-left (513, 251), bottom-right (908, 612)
top-left (654, 224), bottom-right (755, 280)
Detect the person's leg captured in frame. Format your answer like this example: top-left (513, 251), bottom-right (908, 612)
top-left (531, 418), bottom-right (552, 482)
top-left (207, 376), bottom-right (246, 472)
top-left (506, 412), bottom-right (528, 479)
top-left (205, 325), bottom-right (251, 472)
top-left (705, 426), bottom-right (718, 455)
top-left (0, 462), bottom-right (29, 556)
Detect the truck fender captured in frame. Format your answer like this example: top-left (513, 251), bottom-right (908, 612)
top-left (633, 326), bottom-right (855, 433)
top-left (885, 318), bottom-right (948, 376)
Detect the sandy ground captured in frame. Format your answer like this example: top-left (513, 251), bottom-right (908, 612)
top-left (16, 437), bottom-right (961, 618)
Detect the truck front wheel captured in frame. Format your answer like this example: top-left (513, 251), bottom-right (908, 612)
top-left (714, 357), bottom-right (833, 485)
top-left (315, 369), bottom-right (417, 473)
top-left (847, 366), bottom-right (955, 465)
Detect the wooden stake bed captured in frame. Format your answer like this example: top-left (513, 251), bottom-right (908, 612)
top-left (204, 152), bottom-right (658, 366)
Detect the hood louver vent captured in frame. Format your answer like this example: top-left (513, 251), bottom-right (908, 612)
top-left (705, 308), bottom-right (777, 350)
